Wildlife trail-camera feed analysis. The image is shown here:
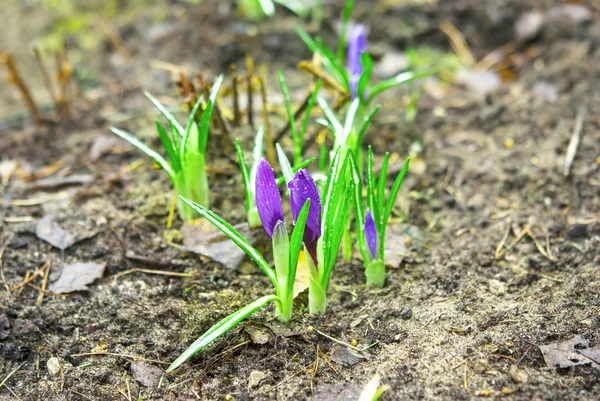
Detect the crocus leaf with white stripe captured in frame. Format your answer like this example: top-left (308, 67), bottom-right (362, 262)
top-left (169, 189), bottom-right (310, 371)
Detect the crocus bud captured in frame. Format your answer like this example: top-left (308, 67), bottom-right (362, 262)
top-left (288, 169), bottom-right (322, 264)
top-left (347, 24), bottom-right (367, 100)
top-left (364, 209), bottom-right (378, 259)
top-left (256, 158), bottom-right (284, 238)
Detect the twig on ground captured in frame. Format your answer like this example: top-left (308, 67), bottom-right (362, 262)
top-left (10, 261), bottom-right (51, 292)
top-left (110, 268), bottom-right (193, 280)
top-left (0, 362), bottom-right (26, 390)
top-left (310, 327), bottom-right (362, 352)
top-left (37, 260), bottom-right (51, 306)
top-left (0, 242), bottom-right (9, 293)
top-left (563, 107), bottom-right (587, 177)
top-left (495, 222), bottom-right (511, 259)
top-left (70, 352), bottom-right (170, 366)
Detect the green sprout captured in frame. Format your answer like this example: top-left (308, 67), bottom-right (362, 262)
top-left (110, 75), bottom-right (224, 222)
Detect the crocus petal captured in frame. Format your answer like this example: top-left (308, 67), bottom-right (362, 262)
top-left (288, 169), bottom-right (322, 247)
top-left (365, 209), bottom-right (378, 259)
top-left (347, 24), bottom-right (367, 99)
top-left (255, 158), bottom-right (284, 238)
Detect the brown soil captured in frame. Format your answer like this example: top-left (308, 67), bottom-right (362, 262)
top-left (1, 0), bottom-right (599, 400)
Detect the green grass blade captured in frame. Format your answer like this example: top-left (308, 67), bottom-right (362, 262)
top-left (277, 72), bottom-right (299, 162)
top-left (169, 120), bottom-right (182, 152)
top-left (144, 91), bottom-right (184, 137)
top-left (321, 147), bottom-right (341, 224)
top-left (156, 121), bottom-right (181, 173)
top-left (258, 0), bottom-right (275, 16)
top-left (323, 152), bottom-right (349, 246)
top-left (250, 126), bottom-right (265, 187)
top-left (357, 52), bottom-right (373, 100)
top-left (336, 0), bottom-right (355, 61)
top-left (376, 152), bottom-right (389, 231)
top-left (287, 200), bottom-right (310, 296)
top-left (198, 74), bottom-right (224, 156)
top-left (383, 157), bottom-right (410, 231)
top-left (316, 96), bottom-right (343, 135)
top-left (273, 0), bottom-right (308, 17)
top-left (110, 127), bottom-right (174, 181)
top-left (235, 138), bottom-right (252, 214)
top-left (342, 98), bottom-right (360, 147)
top-left (324, 182), bottom-right (353, 280)
top-left (368, 70), bottom-right (435, 102)
top-left (356, 105), bottom-right (380, 147)
top-left (276, 143), bottom-right (294, 186)
top-left (179, 196), bottom-right (278, 288)
top-left (348, 152), bottom-right (367, 259)
top-left (299, 80), bottom-right (322, 140)
top-left (166, 294), bottom-right (279, 372)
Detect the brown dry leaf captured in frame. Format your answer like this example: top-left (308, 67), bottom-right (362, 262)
top-left (538, 335), bottom-right (600, 369)
top-left (48, 262), bottom-right (106, 293)
top-left (181, 219), bottom-right (257, 270)
top-left (35, 215), bottom-right (98, 250)
top-left (90, 135), bottom-right (121, 161)
top-left (130, 362), bottom-right (163, 388)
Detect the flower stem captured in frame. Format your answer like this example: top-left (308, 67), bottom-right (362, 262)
top-left (276, 292), bottom-right (293, 322)
top-left (365, 259), bottom-right (386, 288)
top-left (248, 207), bottom-right (261, 227)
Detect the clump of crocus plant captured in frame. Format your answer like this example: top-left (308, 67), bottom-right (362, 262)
top-left (350, 147), bottom-right (410, 287)
top-left (110, 75), bottom-right (223, 221)
top-left (166, 159), bottom-right (311, 372)
top-left (297, 21), bottom-right (431, 106)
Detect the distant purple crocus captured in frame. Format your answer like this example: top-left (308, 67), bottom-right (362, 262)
top-left (347, 24), bottom-right (367, 100)
top-left (255, 158), bottom-right (285, 238)
top-left (364, 209), bottom-right (378, 259)
top-left (288, 169), bottom-right (322, 264)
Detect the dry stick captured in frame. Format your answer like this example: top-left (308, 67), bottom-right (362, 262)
top-left (246, 56), bottom-right (254, 128)
top-left (311, 327), bottom-right (362, 352)
top-left (32, 45), bottom-right (59, 115)
top-left (109, 268), bottom-right (193, 280)
top-left (10, 260), bottom-right (51, 292)
top-left (54, 52), bottom-right (69, 121)
top-left (0, 243), bottom-right (9, 293)
top-left (37, 260), bottom-right (51, 306)
top-left (97, 18), bottom-right (133, 61)
top-left (71, 352), bottom-right (170, 366)
top-left (0, 362), bottom-right (25, 390)
top-left (494, 222), bottom-right (511, 259)
top-left (257, 76), bottom-right (276, 167)
top-left (440, 20), bottom-right (476, 67)
top-left (231, 65), bottom-right (241, 126)
top-left (297, 60), bottom-right (347, 96)
top-left (1, 53), bottom-right (44, 125)
top-left (524, 225), bottom-right (552, 261)
top-left (27, 283), bottom-right (74, 297)
top-left (563, 107), bottom-right (587, 177)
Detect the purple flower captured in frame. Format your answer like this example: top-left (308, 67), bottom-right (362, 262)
top-left (347, 24), bottom-right (367, 100)
top-left (288, 169), bottom-right (322, 264)
top-left (255, 158), bottom-right (284, 238)
top-left (364, 209), bottom-right (378, 259)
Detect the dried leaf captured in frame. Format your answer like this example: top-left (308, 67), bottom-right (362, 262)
top-left (181, 219), bottom-right (257, 270)
top-left (456, 68), bottom-right (501, 95)
top-left (130, 362), bottom-right (164, 388)
top-left (538, 335), bottom-right (600, 369)
top-left (48, 262), bottom-right (106, 293)
top-left (35, 215), bottom-right (98, 250)
top-left (244, 324), bottom-right (271, 345)
top-left (330, 346), bottom-right (365, 367)
top-left (293, 250), bottom-right (310, 298)
top-left (90, 135), bottom-right (120, 161)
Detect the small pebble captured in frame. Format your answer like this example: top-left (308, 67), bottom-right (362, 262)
top-left (47, 357), bottom-right (61, 376)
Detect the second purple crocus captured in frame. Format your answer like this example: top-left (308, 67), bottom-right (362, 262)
top-left (288, 169), bottom-right (322, 265)
top-left (347, 24), bottom-right (367, 100)
top-left (364, 209), bottom-right (378, 259)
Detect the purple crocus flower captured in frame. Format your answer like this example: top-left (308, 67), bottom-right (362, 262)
top-left (288, 169), bottom-right (322, 264)
top-left (347, 24), bottom-right (367, 100)
top-left (364, 209), bottom-right (378, 259)
top-left (255, 158), bottom-right (284, 238)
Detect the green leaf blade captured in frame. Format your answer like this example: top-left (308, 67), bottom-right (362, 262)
top-left (166, 294), bottom-right (279, 372)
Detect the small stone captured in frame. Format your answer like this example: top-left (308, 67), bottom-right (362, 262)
top-left (509, 365), bottom-right (529, 383)
top-left (248, 370), bottom-right (267, 389)
top-left (401, 308), bottom-right (413, 320)
top-left (566, 224), bottom-right (587, 239)
top-left (47, 357), bottom-right (61, 376)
